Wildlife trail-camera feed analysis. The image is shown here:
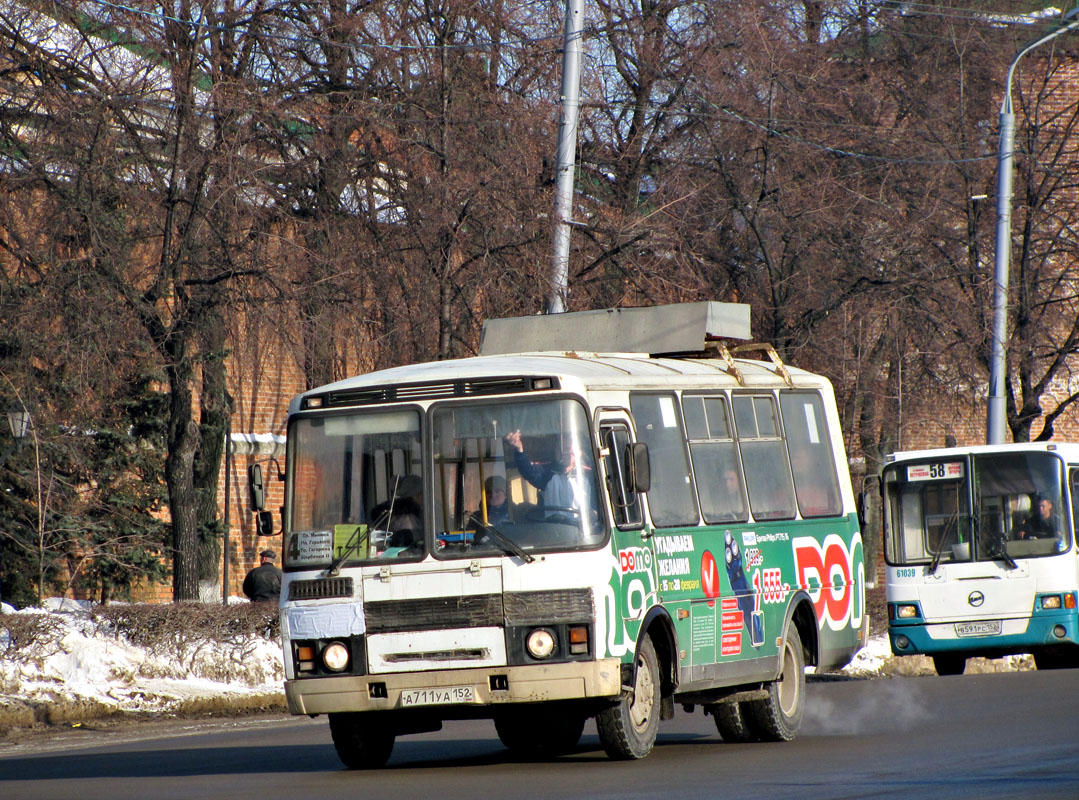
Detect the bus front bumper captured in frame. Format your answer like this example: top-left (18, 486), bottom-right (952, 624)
top-left (285, 657), bottom-right (623, 716)
top-left (889, 610), bottom-right (1079, 656)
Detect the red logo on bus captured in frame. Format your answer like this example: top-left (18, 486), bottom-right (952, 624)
top-left (701, 550), bottom-right (720, 604)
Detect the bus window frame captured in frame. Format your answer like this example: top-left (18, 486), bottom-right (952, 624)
top-left (596, 413), bottom-right (646, 531)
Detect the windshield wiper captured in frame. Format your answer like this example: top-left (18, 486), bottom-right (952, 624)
top-left (467, 514), bottom-right (534, 563)
top-left (326, 525), bottom-right (371, 576)
top-left (984, 537), bottom-right (1018, 570)
top-left (928, 512), bottom-right (959, 575)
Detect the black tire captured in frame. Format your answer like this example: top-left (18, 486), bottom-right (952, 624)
top-left (328, 712), bottom-right (396, 769)
top-left (494, 709), bottom-right (586, 757)
top-left (596, 635), bottom-right (662, 760)
top-left (1033, 647), bottom-right (1079, 670)
top-left (711, 701), bottom-right (756, 743)
top-left (742, 625), bottom-right (805, 742)
top-left (932, 654), bottom-right (966, 676)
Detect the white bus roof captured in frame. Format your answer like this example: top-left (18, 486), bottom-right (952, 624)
top-left (290, 350), bottom-right (831, 415)
top-left (887, 442), bottom-right (1079, 463)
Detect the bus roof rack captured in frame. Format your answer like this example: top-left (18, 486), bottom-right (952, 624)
top-left (479, 301), bottom-right (751, 357)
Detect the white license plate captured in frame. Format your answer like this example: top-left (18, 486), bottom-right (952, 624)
top-left (399, 686), bottom-right (475, 707)
top-left (955, 620), bottom-right (1002, 637)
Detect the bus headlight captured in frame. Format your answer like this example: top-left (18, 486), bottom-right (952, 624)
top-left (322, 641), bottom-right (350, 672)
top-left (526, 628), bottom-right (556, 659)
top-left (894, 604), bottom-right (919, 619)
top-left (1041, 594), bottom-right (1062, 610)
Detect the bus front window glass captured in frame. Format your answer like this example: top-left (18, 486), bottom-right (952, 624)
top-left (734, 394), bottom-right (796, 521)
top-left (973, 452), bottom-right (1067, 559)
top-left (431, 397), bottom-right (605, 558)
top-left (882, 463), bottom-right (971, 565)
top-left (630, 393), bottom-right (699, 527)
top-left (684, 394), bottom-right (747, 524)
top-left (287, 409), bottom-right (424, 567)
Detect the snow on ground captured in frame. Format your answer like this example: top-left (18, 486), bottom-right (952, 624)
top-left (0, 600), bottom-right (284, 719)
top-left (2, 598), bottom-right (899, 722)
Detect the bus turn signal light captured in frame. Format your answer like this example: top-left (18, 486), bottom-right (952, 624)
top-left (568, 626), bottom-right (589, 655)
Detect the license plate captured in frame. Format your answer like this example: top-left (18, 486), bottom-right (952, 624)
top-left (399, 686), bottom-right (475, 707)
top-left (955, 620), bottom-right (1001, 637)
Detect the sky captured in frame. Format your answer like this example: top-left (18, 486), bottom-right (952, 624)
top-left (1, 598), bottom-right (895, 722)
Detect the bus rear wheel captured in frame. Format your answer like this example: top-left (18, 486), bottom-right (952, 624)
top-left (596, 635), bottom-right (661, 759)
top-left (328, 712), bottom-right (396, 769)
top-left (932, 654), bottom-right (966, 676)
top-left (742, 625), bottom-right (805, 742)
top-left (711, 700), bottom-right (756, 743)
top-left (494, 708), bottom-right (586, 757)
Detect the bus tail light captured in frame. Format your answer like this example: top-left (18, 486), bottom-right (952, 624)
top-left (568, 625), bottom-right (589, 655)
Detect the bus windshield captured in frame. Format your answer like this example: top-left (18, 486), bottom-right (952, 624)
top-left (431, 396), bottom-right (605, 558)
top-left (884, 451), bottom-right (1071, 566)
top-left (286, 408), bottom-right (425, 567)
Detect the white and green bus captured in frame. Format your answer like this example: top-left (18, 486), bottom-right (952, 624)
top-left (882, 442), bottom-right (1079, 675)
top-left (254, 303), bottom-right (866, 768)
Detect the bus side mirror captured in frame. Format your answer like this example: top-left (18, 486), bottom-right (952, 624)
top-left (859, 475), bottom-right (880, 528)
top-left (256, 510), bottom-right (275, 537)
top-left (249, 464), bottom-right (266, 511)
top-left (627, 442), bottom-right (651, 493)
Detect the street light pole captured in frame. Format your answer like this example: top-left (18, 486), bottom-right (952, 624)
top-left (987, 7), bottom-right (1079, 444)
top-left (546, 0), bottom-right (584, 315)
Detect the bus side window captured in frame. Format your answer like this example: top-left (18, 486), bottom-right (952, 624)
top-left (733, 394), bottom-right (796, 521)
top-left (780, 392), bottom-right (842, 518)
top-left (602, 425), bottom-right (644, 529)
top-left (684, 394), bottom-right (748, 524)
top-left (629, 393), bottom-right (700, 527)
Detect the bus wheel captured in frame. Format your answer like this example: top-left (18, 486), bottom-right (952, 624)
top-left (596, 635), bottom-right (661, 759)
top-left (1033, 648), bottom-right (1078, 670)
top-left (494, 709), bottom-right (586, 757)
top-left (710, 701), bottom-right (756, 743)
top-left (328, 712), bottom-right (395, 769)
top-left (932, 654), bottom-right (966, 676)
top-left (743, 625), bottom-right (805, 742)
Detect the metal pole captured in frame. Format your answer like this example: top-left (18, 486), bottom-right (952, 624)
top-left (987, 7), bottom-right (1079, 445)
top-left (546, 0), bottom-right (584, 315)
top-left (987, 108), bottom-right (1014, 445)
top-left (221, 418), bottom-right (232, 605)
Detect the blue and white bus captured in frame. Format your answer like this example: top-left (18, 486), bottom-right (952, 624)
top-left (882, 442), bottom-right (1079, 674)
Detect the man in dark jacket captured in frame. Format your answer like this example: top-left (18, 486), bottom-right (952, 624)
top-left (243, 549), bottom-right (282, 602)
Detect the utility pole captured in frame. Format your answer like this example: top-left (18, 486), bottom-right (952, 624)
top-left (546, 0), bottom-right (584, 315)
top-left (987, 6), bottom-right (1079, 444)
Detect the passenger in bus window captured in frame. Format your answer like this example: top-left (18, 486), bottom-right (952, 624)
top-left (483, 475), bottom-right (512, 524)
top-left (370, 474), bottom-right (424, 551)
top-left (718, 467), bottom-right (747, 519)
top-left (1017, 497), bottom-right (1057, 539)
top-left (504, 430), bottom-right (592, 517)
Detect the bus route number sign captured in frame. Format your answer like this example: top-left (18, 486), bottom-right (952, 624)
top-left (907, 462), bottom-right (963, 482)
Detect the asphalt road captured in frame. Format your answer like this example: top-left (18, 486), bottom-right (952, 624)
top-left (1, 670), bottom-right (1077, 800)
